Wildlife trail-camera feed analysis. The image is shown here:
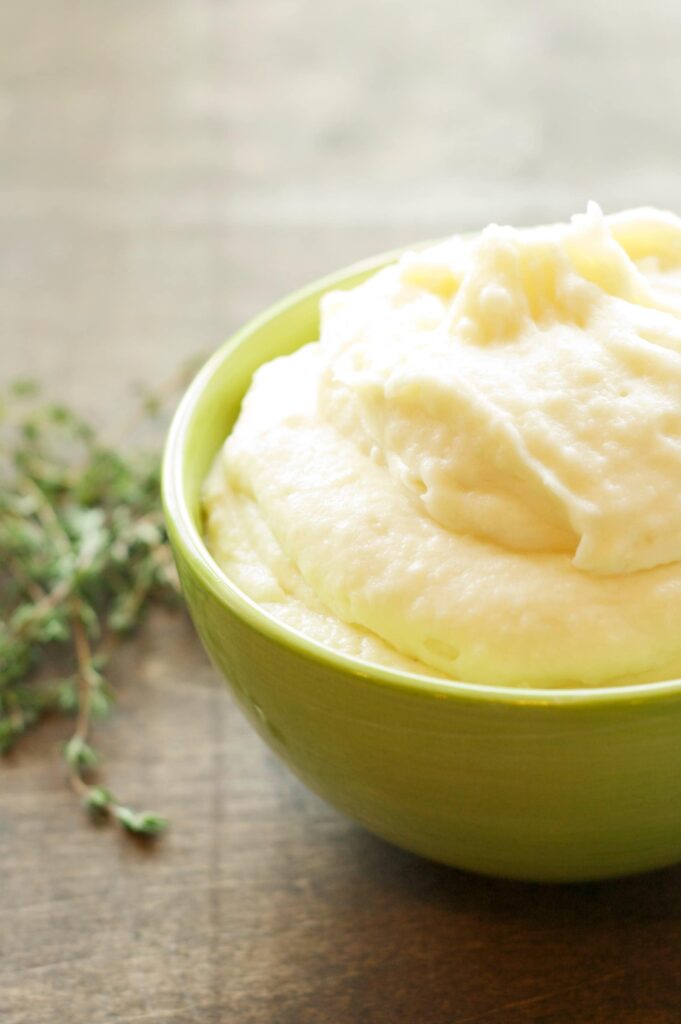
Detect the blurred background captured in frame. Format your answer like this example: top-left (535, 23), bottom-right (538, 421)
top-left (3, 0), bottom-right (681, 413)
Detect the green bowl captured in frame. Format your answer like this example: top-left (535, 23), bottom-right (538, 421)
top-left (163, 249), bottom-right (681, 883)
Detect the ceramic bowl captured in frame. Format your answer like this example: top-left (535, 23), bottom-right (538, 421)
top-left (162, 249), bottom-right (681, 883)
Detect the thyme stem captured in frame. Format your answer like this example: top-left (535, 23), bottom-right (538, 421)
top-left (0, 367), bottom-right (201, 835)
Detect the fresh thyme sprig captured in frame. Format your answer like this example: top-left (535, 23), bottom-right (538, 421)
top-left (0, 371), bottom-right (195, 836)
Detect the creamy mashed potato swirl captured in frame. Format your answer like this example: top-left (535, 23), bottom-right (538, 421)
top-left (204, 205), bottom-right (681, 687)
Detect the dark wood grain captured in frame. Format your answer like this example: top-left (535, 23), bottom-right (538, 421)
top-left (3, 2), bottom-right (681, 1021)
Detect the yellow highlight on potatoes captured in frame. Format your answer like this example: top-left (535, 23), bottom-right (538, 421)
top-left (204, 205), bottom-right (681, 688)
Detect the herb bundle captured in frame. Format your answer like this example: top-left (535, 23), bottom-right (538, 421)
top-left (0, 377), bottom-right (191, 836)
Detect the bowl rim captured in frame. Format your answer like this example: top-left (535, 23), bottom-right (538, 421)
top-left (162, 246), bottom-right (681, 709)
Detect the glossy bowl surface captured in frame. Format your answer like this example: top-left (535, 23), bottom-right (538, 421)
top-left (163, 249), bottom-right (681, 882)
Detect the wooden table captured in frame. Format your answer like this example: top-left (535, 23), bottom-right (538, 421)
top-left (3, 2), bottom-right (681, 1021)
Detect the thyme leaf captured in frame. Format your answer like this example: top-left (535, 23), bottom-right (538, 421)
top-left (0, 366), bottom-right (199, 836)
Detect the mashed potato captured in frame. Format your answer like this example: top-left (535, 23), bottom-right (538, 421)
top-left (204, 204), bottom-right (681, 687)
